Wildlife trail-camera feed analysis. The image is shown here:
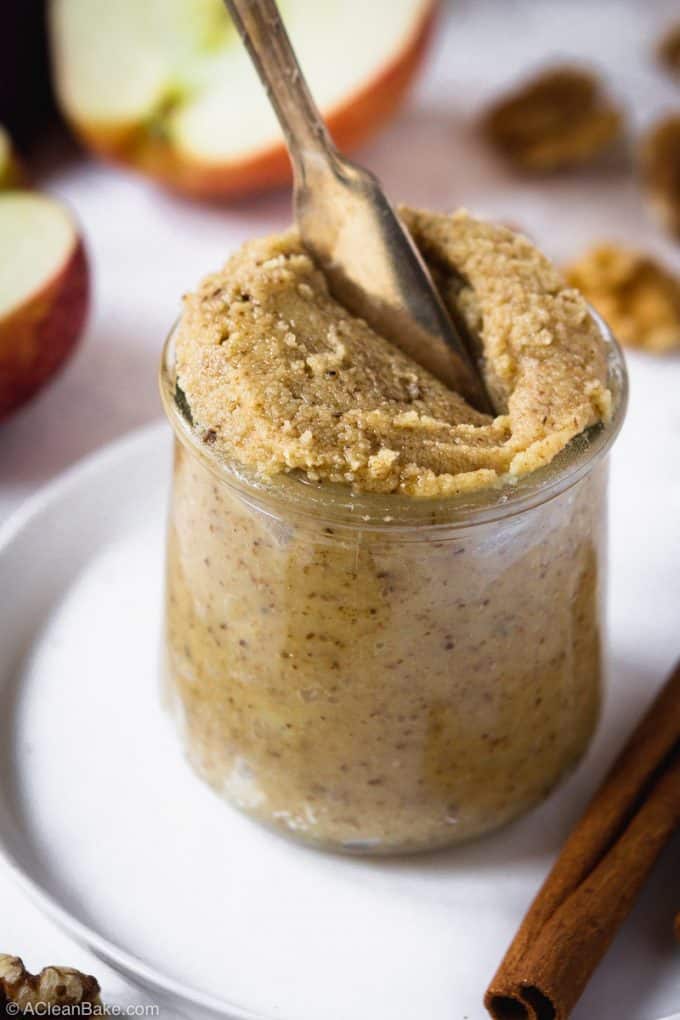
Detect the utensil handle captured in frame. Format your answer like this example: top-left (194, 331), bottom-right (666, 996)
top-left (223, 0), bottom-right (335, 178)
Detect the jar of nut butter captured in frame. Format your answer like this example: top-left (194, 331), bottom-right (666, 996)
top-left (159, 208), bottom-right (627, 854)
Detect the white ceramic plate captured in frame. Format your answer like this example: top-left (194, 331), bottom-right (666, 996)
top-left (0, 421), bottom-right (678, 1020)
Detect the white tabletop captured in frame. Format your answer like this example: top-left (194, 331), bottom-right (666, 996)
top-left (1, 2), bottom-right (679, 1017)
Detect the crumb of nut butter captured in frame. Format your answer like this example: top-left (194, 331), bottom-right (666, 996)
top-left (174, 208), bottom-right (611, 497)
top-left (565, 243), bottom-right (680, 354)
top-left (481, 66), bottom-right (623, 172)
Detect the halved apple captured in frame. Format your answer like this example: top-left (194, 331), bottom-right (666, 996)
top-left (50, 0), bottom-right (437, 199)
top-left (0, 193), bottom-right (89, 419)
top-left (0, 127), bottom-right (24, 190)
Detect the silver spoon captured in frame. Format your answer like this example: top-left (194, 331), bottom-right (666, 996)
top-left (224, 0), bottom-right (492, 414)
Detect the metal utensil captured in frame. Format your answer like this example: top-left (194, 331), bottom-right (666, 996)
top-left (224, 0), bottom-right (492, 413)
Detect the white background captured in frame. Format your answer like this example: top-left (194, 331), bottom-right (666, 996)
top-left (1, 1), bottom-right (679, 1017)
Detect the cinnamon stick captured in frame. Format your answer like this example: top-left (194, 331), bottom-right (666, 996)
top-left (485, 661), bottom-right (680, 1020)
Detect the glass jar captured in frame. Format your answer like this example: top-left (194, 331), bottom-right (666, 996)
top-left (159, 316), bottom-right (627, 855)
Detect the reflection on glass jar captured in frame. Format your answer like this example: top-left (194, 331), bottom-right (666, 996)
top-left (160, 322), bottom-right (626, 855)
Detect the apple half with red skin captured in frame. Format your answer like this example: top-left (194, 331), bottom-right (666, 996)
top-left (50, 0), bottom-right (437, 200)
top-left (0, 193), bottom-right (89, 420)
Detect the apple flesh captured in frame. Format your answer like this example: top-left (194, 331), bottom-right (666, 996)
top-left (0, 193), bottom-right (89, 420)
top-left (50, 0), bottom-right (436, 199)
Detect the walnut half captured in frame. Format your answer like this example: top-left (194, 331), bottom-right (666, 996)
top-left (482, 66), bottom-right (624, 172)
top-left (0, 955), bottom-right (102, 1013)
top-left (656, 22), bottom-right (680, 79)
top-left (564, 243), bottom-right (680, 354)
top-left (640, 115), bottom-right (680, 239)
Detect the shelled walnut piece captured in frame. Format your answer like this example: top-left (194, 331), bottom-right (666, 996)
top-left (565, 243), bottom-right (680, 354)
top-left (482, 66), bottom-right (623, 172)
top-left (657, 22), bottom-right (680, 78)
top-left (0, 955), bottom-right (101, 1013)
top-left (640, 115), bottom-right (680, 238)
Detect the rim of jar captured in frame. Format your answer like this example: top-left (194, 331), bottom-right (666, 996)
top-left (159, 308), bottom-right (628, 534)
